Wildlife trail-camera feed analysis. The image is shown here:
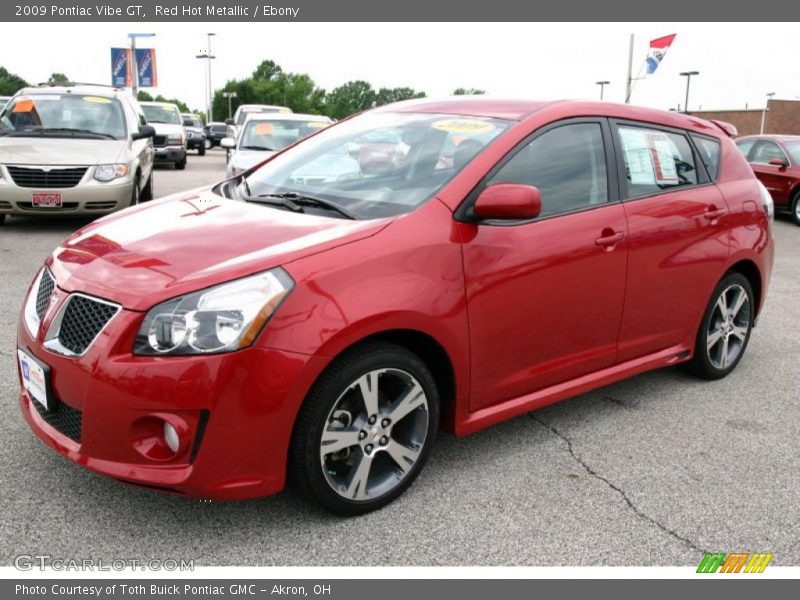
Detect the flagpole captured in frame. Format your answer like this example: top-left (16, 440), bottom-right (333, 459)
top-left (625, 33), bottom-right (634, 103)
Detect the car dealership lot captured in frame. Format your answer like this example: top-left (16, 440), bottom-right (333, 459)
top-left (0, 149), bottom-right (797, 565)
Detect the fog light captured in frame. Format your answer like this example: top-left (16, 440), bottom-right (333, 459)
top-left (163, 422), bottom-right (180, 453)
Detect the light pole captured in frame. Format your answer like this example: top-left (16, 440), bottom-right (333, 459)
top-left (222, 91), bottom-right (237, 119)
top-left (679, 71), bottom-right (699, 114)
top-left (760, 92), bottom-right (776, 134)
top-left (127, 33), bottom-right (155, 98)
top-left (596, 81), bottom-right (610, 100)
top-left (195, 33), bottom-right (216, 123)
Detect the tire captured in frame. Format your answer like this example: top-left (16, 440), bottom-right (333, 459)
top-left (0, 214), bottom-right (5, 226)
top-left (198, 144), bottom-right (206, 157)
top-left (791, 190), bottom-right (800, 226)
top-left (686, 272), bottom-right (754, 380)
top-left (290, 341), bottom-right (440, 516)
top-left (175, 157), bottom-right (187, 170)
top-left (129, 177), bottom-right (141, 207)
top-left (140, 173), bottom-right (153, 202)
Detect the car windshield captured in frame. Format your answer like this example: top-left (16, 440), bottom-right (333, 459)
top-left (142, 104), bottom-right (181, 124)
top-left (240, 111), bottom-right (511, 219)
top-left (0, 93), bottom-right (126, 139)
top-left (239, 119), bottom-right (330, 151)
top-left (184, 117), bottom-right (203, 128)
top-left (784, 142), bottom-right (800, 163)
top-left (236, 107), bottom-right (287, 126)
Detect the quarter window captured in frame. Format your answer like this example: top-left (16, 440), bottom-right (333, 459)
top-left (751, 141), bottom-right (787, 165)
top-left (487, 123), bottom-right (608, 219)
top-left (617, 125), bottom-right (698, 197)
top-left (691, 134), bottom-right (722, 180)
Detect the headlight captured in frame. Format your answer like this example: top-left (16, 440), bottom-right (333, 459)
top-left (94, 163), bottom-right (129, 182)
top-left (134, 269), bottom-right (293, 355)
top-left (167, 133), bottom-right (184, 145)
top-left (23, 268), bottom-right (47, 337)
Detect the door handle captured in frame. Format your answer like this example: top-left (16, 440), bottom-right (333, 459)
top-left (595, 231), bottom-right (625, 248)
top-left (704, 207), bottom-right (727, 221)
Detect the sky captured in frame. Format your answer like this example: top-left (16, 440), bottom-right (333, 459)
top-left (0, 22), bottom-right (797, 115)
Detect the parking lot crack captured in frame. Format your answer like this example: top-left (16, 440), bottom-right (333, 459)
top-left (529, 413), bottom-right (707, 555)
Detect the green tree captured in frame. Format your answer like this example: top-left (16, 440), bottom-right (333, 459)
top-left (375, 87), bottom-right (426, 107)
top-left (0, 66), bottom-right (28, 96)
top-left (453, 87), bottom-right (486, 95)
top-left (252, 59), bottom-right (283, 82)
top-left (325, 80), bottom-right (376, 120)
top-left (136, 90), bottom-right (154, 102)
top-left (49, 72), bottom-right (69, 83)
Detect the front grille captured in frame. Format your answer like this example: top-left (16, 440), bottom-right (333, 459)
top-left (85, 201), bottom-right (117, 211)
top-left (7, 166), bottom-right (87, 188)
top-left (57, 295), bottom-right (119, 355)
top-left (31, 398), bottom-right (82, 443)
top-left (153, 135), bottom-right (167, 147)
top-left (35, 269), bottom-right (55, 321)
top-left (17, 202), bottom-right (79, 211)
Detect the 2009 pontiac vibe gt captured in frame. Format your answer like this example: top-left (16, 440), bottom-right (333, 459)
top-left (17, 99), bottom-right (774, 514)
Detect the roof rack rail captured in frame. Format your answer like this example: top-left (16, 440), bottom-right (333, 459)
top-left (36, 81), bottom-right (124, 91)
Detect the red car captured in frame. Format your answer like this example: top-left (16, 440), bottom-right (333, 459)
top-left (17, 99), bottom-right (774, 515)
top-left (735, 134), bottom-right (800, 225)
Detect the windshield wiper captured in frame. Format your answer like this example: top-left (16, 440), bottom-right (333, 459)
top-left (262, 193), bottom-right (357, 220)
top-left (240, 145), bottom-right (275, 151)
top-left (19, 127), bottom-right (116, 139)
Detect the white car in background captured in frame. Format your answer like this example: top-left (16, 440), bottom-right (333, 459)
top-left (223, 113), bottom-right (333, 178)
top-left (225, 103), bottom-right (292, 140)
top-left (140, 101), bottom-right (187, 169)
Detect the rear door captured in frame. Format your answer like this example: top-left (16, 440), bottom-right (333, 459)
top-left (459, 119), bottom-right (629, 412)
top-left (611, 121), bottom-right (730, 362)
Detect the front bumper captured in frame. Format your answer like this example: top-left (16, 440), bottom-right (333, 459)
top-left (0, 176), bottom-right (133, 216)
top-left (17, 297), bottom-right (327, 500)
top-left (153, 146), bottom-right (186, 163)
top-left (186, 136), bottom-right (206, 150)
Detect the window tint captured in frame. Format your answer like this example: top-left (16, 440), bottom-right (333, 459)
top-left (487, 123), bottom-right (608, 219)
top-left (617, 125), bottom-right (697, 197)
top-left (751, 140), bottom-right (787, 164)
top-left (735, 138), bottom-right (756, 159)
top-left (691, 134), bottom-right (722, 180)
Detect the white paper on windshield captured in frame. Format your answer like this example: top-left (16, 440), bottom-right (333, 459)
top-left (619, 128), bottom-right (656, 185)
top-left (648, 133), bottom-right (679, 185)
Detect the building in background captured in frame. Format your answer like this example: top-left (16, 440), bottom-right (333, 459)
top-left (690, 99), bottom-right (800, 136)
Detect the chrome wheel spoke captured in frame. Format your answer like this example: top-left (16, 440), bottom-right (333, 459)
top-left (388, 381), bottom-right (426, 423)
top-left (731, 325), bottom-right (748, 342)
top-left (715, 293), bottom-right (728, 318)
top-left (707, 327), bottom-right (724, 352)
top-left (719, 335), bottom-right (730, 369)
top-left (320, 428), bottom-right (361, 457)
top-left (385, 441), bottom-right (420, 474)
top-left (344, 453), bottom-right (373, 500)
top-left (729, 288), bottom-right (747, 319)
top-left (355, 372), bottom-right (381, 417)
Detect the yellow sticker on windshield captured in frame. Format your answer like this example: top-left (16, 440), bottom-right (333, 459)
top-left (432, 119), bottom-right (494, 135)
top-left (307, 122), bottom-right (329, 129)
top-left (83, 96), bottom-right (111, 104)
top-left (279, 107), bottom-right (292, 114)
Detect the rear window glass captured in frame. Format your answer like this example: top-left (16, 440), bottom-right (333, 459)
top-left (617, 125), bottom-right (698, 197)
top-left (691, 134), bottom-right (722, 180)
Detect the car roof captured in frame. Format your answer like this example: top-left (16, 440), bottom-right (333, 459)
top-left (737, 134), bottom-right (800, 142)
top-left (242, 113), bottom-right (332, 123)
top-left (16, 84), bottom-right (128, 99)
top-left (237, 104), bottom-right (290, 110)
top-left (376, 97), bottom-right (727, 136)
top-left (140, 101), bottom-right (179, 109)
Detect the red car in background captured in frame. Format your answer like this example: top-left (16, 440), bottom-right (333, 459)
top-left (736, 134), bottom-right (800, 224)
top-left (18, 98), bottom-right (774, 515)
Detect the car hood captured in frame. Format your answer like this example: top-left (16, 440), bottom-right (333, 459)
top-left (231, 149), bottom-right (276, 171)
top-left (149, 123), bottom-right (184, 136)
top-left (0, 138), bottom-right (127, 165)
top-left (48, 188), bottom-right (392, 311)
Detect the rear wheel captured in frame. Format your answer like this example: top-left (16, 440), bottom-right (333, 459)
top-left (791, 190), bottom-right (800, 225)
top-left (686, 272), bottom-right (754, 380)
top-left (290, 341), bottom-right (439, 515)
top-left (198, 144), bottom-right (206, 157)
top-left (0, 214), bottom-right (5, 226)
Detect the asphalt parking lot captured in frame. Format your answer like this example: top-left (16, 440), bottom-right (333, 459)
top-left (0, 149), bottom-right (797, 566)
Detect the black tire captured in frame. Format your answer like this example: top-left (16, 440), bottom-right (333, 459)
top-left (129, 177), bottom-right (141, 207)
top-left (790, 190), bottom-right (800, 226)
top-left (0, 214), bottom-right (6, 226)
top-left (175, 157), bottom-right (187, 170)
top-left (198, 144), bottom-right (206, 157)
top-left (140, 172), bottom-right (153, 202)
top-left (686, 272), bottom-right (754, 380)
top-left (290, 341), bottom-right (440, 516)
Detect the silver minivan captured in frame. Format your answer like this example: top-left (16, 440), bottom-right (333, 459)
top-left (0, 83), bottom-right (155, 225)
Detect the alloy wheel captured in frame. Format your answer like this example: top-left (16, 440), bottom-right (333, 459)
top-left (706, 283), bottom-right (751, 370)
top-left (319, 368), bottom-right (429, 501)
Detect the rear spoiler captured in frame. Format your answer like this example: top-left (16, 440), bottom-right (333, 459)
top-left (710, 119), bottom-right (738, 138)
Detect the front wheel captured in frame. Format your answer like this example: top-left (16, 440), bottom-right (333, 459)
top-left (791, 190), bottom-right (800, 226)
top-left (290, 341), bottom-right (439, 515)
top-left (175, 156), bottom-right (187, 170)
top-left (140, 173), bottom-right (153, 201)
top-left (686, 272), bottom-right (754, 380)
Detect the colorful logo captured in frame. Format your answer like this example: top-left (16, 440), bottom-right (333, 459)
top-left (697, 552), bottom-right (773, 573)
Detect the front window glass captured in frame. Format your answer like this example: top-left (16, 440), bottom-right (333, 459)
top-left (784, 142), bottom-right (800, 164)
top-left (0, 94), bottom-right (127, 139)
top-left (735, 138), bottom-right (756, 159)
top-left (751, 141), bottom-right (787, 164)
top-left (239, 119), bottom-right (330, 151)
top-left (142, 104), bottom-right (181, 125)
top-left (240, 112), bottom-right (511, 219)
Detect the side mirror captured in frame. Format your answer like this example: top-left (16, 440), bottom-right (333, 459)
top-left (473, 183), bottom-right (542, 220)
top-left (132, 125), bottom-right (156, 141)
top-left (225, 118), bottom-right (234, 126)
top-left (768, 157), bottom-right (788, 168)
top-left (220, 137), bottom-right (236, 149)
